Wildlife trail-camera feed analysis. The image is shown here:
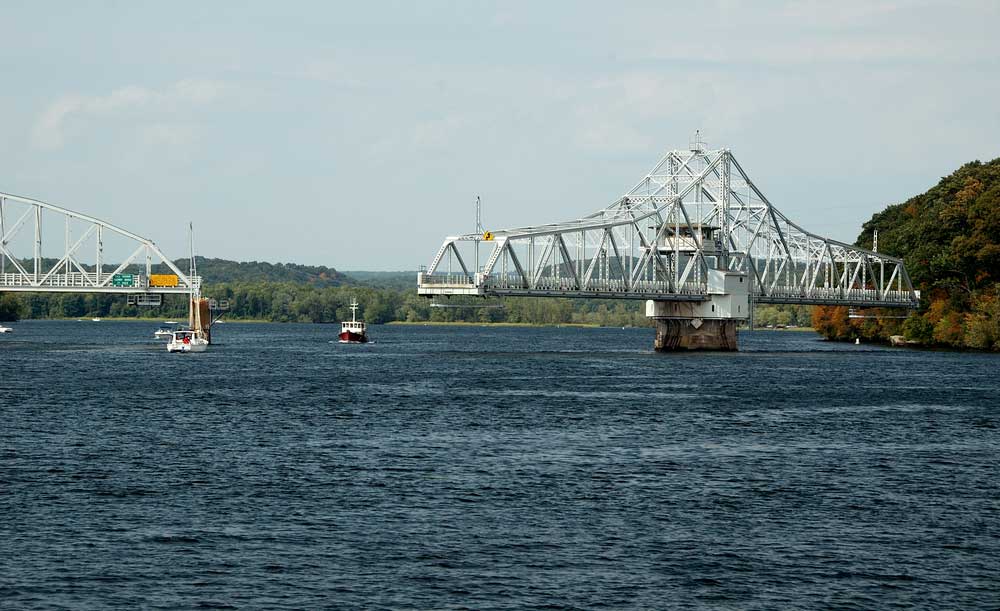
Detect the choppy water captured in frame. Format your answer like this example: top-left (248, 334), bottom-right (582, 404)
top-left (1, 321), bottom-right (998, 610)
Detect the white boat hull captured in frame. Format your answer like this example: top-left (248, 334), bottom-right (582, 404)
top-left (167, 340), bottom-right (208, 353)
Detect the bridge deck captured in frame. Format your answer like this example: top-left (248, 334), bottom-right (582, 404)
top-left (417, 277), bottom-right (919, 309)
top-left (0, 272), bottom-right (201, 294)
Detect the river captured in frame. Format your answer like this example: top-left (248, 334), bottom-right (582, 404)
top-left (2, 321), bottom-right (998, 609)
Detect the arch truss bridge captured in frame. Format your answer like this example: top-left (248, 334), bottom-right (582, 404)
top-left (0, 192), bottom-right (199, 299)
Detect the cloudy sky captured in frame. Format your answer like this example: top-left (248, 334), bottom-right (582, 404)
top-left (2, 1), bottom-right (998, 270)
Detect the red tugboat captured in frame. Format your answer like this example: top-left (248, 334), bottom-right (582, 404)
top-left (339, 300), bottom-right (368, 343)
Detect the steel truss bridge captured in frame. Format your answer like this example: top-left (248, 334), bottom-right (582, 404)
top-left (0, 192), bottom-right (200, 299)
top-left (418, 147), bottom-right (919, 310)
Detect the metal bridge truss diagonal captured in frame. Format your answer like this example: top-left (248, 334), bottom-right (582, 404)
top-left (0, 192), bottom-right (199, 295)
top-left (418, 148), bottom-right (919, 308)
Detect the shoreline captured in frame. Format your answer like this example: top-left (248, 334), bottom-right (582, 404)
top-left (11, 317), bottom-right (272, 324)
top-left (387, 320), bottom-right (613, 328)
top-left (6, 318), bottom-right (819, 333)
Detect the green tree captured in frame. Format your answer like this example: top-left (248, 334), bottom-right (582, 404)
top-left (815, 155), bottom-right (1000, 350)
top-left (0, 293), bottom-right (23, 321)
top-left (902, 313), bottom-right (934, 343)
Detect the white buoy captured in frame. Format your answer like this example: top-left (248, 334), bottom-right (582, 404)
top-left (855, 338), bottom-right (860, 345)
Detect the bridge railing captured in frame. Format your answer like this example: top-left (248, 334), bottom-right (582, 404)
top-left (416, 272), bottom-right (475, 286)
top-left (758, 286), bottom-right (918, 305)
top-left (479, 273), bottom-right (709, 296)
top-left (0, 272), bottom-right (201, 292)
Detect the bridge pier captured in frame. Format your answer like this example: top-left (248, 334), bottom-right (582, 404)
top-left (653, 318), bottom-right (738, 351)
top-left (646, 270), bottom-right (748, 352)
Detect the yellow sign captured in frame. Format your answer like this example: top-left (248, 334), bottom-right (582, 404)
top-left (149, 274), bottom-right (179, 287)
top-left (483, 231), bottom-right (494, 241)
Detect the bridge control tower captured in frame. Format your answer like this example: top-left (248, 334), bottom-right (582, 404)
top-left (417, 145), bottom-right (919, 350)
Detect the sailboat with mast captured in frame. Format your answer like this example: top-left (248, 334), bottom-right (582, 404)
top-left (338, 300), bottom-right (368, 344)
top-left (167, 223), bottom-right (210, 353)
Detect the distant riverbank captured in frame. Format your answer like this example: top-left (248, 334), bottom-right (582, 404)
top-left (387, 320), bottom-right (611, 328)
top-left (4, 317), bottom-right (819, 332)
top-left (37, 317), bottom-right (273, 324)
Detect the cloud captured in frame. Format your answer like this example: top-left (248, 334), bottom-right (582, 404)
top-left (626, 1), bottom-right (995, 67)
top-left (30, 79), bottom-right (228, 150)
top-left (296, 58), bottom-right (351, 83)
top-left (566, 70), bottom-right (772, 156)
top-left (408, 115), bottom-right (473, 150)
top-left (138, 123), bottom-right (199, 149)
top-left (363, 112), bottom-right (482, 162)
top-left (169, 79), bottom-right (228, 105)
top-left (778, 0), bottom-right (905, 27)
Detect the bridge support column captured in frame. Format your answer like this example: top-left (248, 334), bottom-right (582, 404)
top-left (653, 318), bottom-right (738, 351)
top-left (646, 271), bottom-right (748, 351)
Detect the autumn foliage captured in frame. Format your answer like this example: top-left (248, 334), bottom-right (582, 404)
top-left (811, 305), bottom-right (903, 342)
top-left (814, 157), bottom-right (1000, 350)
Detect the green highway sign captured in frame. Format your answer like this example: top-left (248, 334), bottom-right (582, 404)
top-left (111, 273), bottom-right (135, 287)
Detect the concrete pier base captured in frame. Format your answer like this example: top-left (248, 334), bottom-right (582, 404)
top-left (654, 318), bottom-right (738, 351)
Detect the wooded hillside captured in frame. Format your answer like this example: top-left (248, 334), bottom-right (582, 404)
top-left (814, 157), bottom-right (1000, 350)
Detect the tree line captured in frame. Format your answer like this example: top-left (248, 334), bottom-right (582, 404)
top-left (0, 283), bottom-right (654, 327)
top-left (1, 282), bottom-right (814, 329)
top-left (814, 156), bottom-right (1000, 350)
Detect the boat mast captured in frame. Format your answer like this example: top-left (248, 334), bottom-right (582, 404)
top-left (189, 221), bottom-right (197, 289)
top-left (189, 222), bottom-right (202, 333)
top-left (350, 299), bottom-right (358, 322)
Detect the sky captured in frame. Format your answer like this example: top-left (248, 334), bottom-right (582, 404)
top-left (2, 1), bottom-right (998, 270)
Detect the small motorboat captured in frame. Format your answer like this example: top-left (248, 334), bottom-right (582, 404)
top-left (166, 329), bottom-right (209, 353)
top-left (0, 324), bottom-right (12, 333)
top-left (153, 327), bottom-right (175, 339)
top-left (339, 300), bottom-right (368, 343)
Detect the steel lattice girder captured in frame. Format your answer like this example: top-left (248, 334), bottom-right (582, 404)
top-left (418, 148), bottom-right (919, 308)
top-left (0, 192), bottom-right (200, 294)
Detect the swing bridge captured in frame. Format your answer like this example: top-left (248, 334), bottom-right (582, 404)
top-left (417, 145), bottom-right (920, 349)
